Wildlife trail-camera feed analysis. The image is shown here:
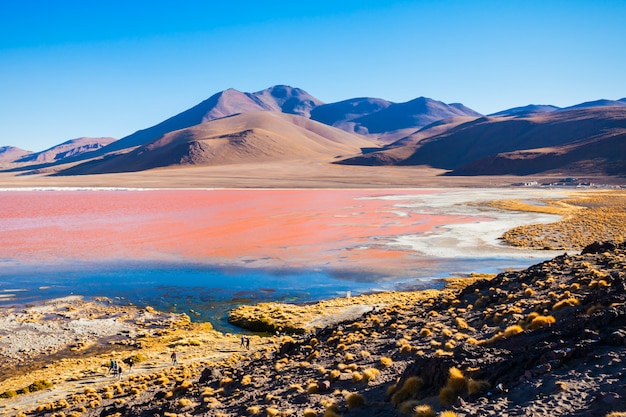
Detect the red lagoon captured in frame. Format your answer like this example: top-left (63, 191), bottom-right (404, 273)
top-left (0, 189), bottom-right (484, 275)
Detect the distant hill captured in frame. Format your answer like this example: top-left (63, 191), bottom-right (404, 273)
top-left (345, 97), bottom-right (481, 134)
top-left (561, 99), bottom-right (626, 111)
top-left (0, 146), bottom-right (32, 163)
top-left (309, 96), bottom-right (480, 141)
top-left (337, 117), bottom-right (476, 166)
top-left (338, 107), bottom-right (626, 176)
top-left (56, 112), bottom-right (376, 175)
top-left (310, 97), bottom-right (392, 134)
top-left (14, 137), bottom-right (116, 164)
top-left (489, 105), bottom-right (560, 117)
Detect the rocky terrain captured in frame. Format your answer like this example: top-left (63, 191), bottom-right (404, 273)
top-left (2, 240), bottom-right (625, 417)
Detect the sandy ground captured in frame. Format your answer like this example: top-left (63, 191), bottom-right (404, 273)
top-left (0, 295), bottom-right (381, 415)
top-left (1, 162), bottom-right (623, 189)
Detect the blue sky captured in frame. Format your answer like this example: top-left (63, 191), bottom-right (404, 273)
top-left (1, 0), bottom-right (625, 152)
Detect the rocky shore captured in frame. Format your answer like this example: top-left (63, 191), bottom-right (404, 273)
top-left (1, 241), bottom-right (625, 417)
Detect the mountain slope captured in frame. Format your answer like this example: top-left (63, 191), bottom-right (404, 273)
top-left (14, 137), bottom-right (116, 164)
top-left (349, 96), bottom-right (482, 134)
top-left (0, 146), bottom-right (32, 163)
top-left (561, 99), bottom-right (626, 111)
top-left (449, 130), bottom-right (626, 176)
top-left (489, 104), bottom-right (560, 117)
top-left (337, 107), bottom-right (626, 176)
top-left (56, 112), bottom-right (377, 175)
top-left (101, 86), bottom-right (324, 153)
top-left (337, 116), bottom-right (476, 166)
top-left (310, 98), bottom-right (393, 134)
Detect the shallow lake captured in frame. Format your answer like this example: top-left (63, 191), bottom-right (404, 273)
top-left (0, 188), bottom-right (569, 331)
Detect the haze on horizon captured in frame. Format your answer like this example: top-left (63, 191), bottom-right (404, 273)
top-left (1, 0), bottom-right (625, 152)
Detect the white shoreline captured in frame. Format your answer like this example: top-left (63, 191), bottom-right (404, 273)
top-left (374, 188), bottom-right (571, 259)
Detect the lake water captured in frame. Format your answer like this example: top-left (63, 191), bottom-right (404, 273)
top-left (0, 188), bottom-right (569, 331)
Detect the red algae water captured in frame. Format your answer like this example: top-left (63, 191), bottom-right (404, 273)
top-left (0, 189), bottom-right (475, 272)
top-left (0, 188), bottom-right (560, 328)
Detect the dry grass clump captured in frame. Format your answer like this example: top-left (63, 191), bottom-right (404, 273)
top-left (503, 325), bottom-right (524, 338)
top-left (266, 407), bottom-right (281, 417)
top-left (553, 298), bottom-right (580, 310)
top-left (528, 314), bottom-right (556, 330)
top-left (173, 379), bottom-right (193, 395)
top-left (178, 397), bottom-right (193, 408)
top-left (397, 400), bottom-right (420, 414)
top-left (380, 357), bottom-right (394, 367)
top-left (1, 379), bottom-right (54, 398)
top-left (439, 367), bottom-right (467, 406)
top-left (362, 368), bottom-right (381, 382)
top-left (391, 376), bottom-right (424, 406)
top-left (412, 404), bottom-right (436, 417)
top-left (467, 379), bottom-right (490, 395)
top-left (247, 405), bottom-right (262, 415)
top-left (446, 367), bottom-right (467, 392)
top-left (346, 392), bottom-right (366, 408)
top-left (556, 381), bottom-right (569, 392)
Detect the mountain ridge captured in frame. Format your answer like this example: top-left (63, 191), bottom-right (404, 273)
top-left (338, 107), bottom-right (626, 176)
top-left (2, 85), bottom-right (625, 179)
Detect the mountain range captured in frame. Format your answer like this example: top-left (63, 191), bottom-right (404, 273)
top-left (2, 86), bottom-right (625, 178)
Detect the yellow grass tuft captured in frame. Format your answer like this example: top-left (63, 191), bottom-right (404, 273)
top-left (467, 379), bottom-right (490, 395)
top-left (380, 357), bottom-right (394, 367)
top-left (447, 367), bottom-right (467, 392)
top-left (528, 314), bottom-right (556, 330)
top-left (391, 376), bottom-right (424, 406)
top-left (398, 400), bottom-right (419, 414)
top-left (247, 405), bottom-right (262, 415)
top-left (178, 397), bottom-right (192, 408)
top-left (503, 325), bottom-right (523, 338)
top-left (346, 392), bottom-right (366, 408)
top-left (553, 298), bottom-right (579, 310)
top-left (438, 386), bottom-right (457, 406)
top-left (556, 381), bottom-right (569, 391)
top-left (363, 368), bottom-right (380, 382)
top-left (266, 407), bottom-right (280, 417)
top-left (455, 317), bottom-right (470, 330)
top-left (412, 404), bottom-right (436, 417)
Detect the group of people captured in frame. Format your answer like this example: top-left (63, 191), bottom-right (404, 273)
top-left (108, 357), bottom-right (135, 378)
top-left (240, 336), bottom-right (251, 350)
top-left (108, 359), bottom-right (123, 379)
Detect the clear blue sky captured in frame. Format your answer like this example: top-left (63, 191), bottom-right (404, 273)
top-left (1, 0), bottom-right (625, 151)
